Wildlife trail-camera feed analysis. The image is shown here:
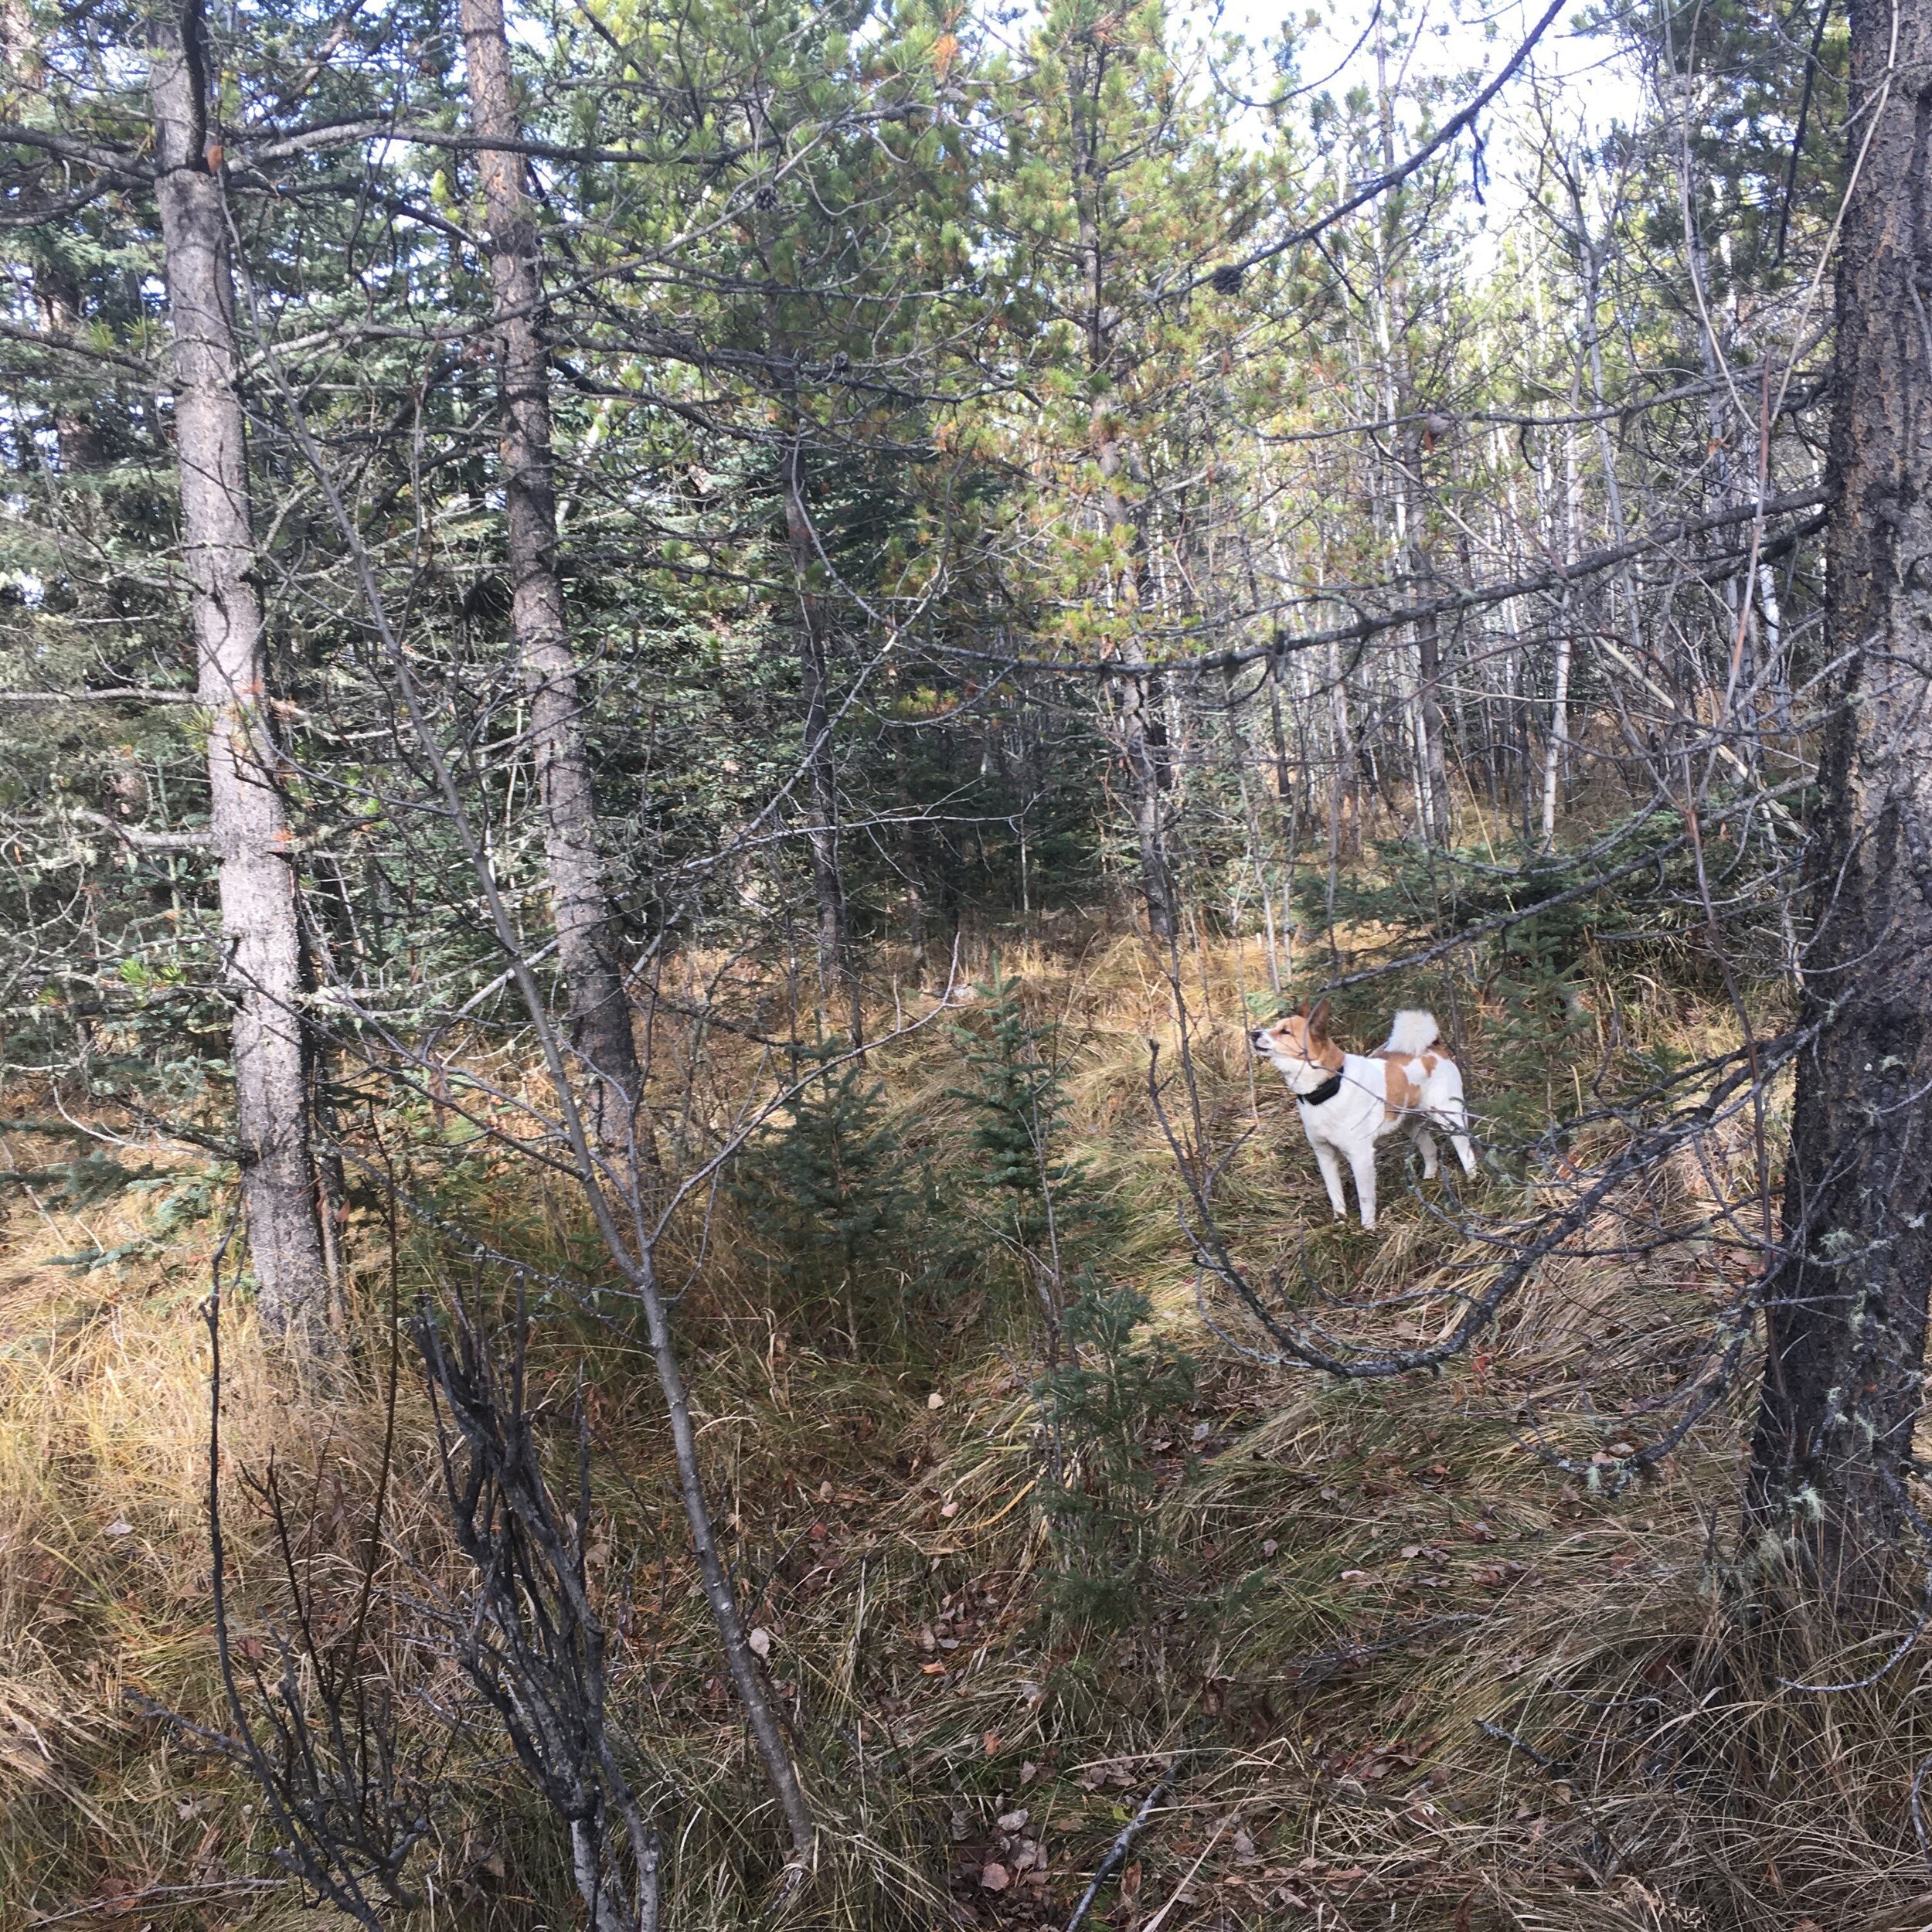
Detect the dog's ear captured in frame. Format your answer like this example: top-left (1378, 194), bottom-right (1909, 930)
top-left (1307, 996), bottom-right (1332, 1036)
top-left (1292, 999), bottom-right (1310, 1019)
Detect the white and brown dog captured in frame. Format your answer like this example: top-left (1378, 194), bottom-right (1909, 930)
top-left (1252, 1002), bottom-right (1477, 1230)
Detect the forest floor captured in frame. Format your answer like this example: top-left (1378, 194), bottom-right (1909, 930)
top-left (2, 933), bottom-right (1928, 1932)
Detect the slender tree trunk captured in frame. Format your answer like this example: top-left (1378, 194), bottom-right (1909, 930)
top-left (633, 1247), bottom-right (818, 1866)
top-left (780, 426), bottom-right (862, 1043)
top-left (1092, 415), bottom-right (1175, 940)
top-left (1070, 41), bottom-right (1172, 942)
top-left (151, 9), bottom-right (329, 1345)
top-left (1538, 619), bottom-right (1573, 851)
top-left (1371, 28), bottom-right (1448, 843)
top-left (1745, 0), bottom-right (1932, 1613)
top-left (459, 0), bottom-right (642, 1138)
top-left (36, 262), bottom-right (101, 475)
top-left (0, 6), bottom-right (97, 478)
top-left (1116, 668), bottom-right (1175, 940)
top-left (1540, 405), bottom-right (1583, 850)
top-left (1406, 451), bottom-right (1452, 842)
top-left (1223, 664), bottom-right (1282, 993)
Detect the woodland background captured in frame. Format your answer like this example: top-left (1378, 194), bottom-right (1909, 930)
top-left (0, 0), bottom-right (1925, 1925)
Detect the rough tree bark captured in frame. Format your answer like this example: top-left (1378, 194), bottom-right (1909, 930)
top-left (151, 7), bottom-right (330, 1344)
top-left (1745, 0), bottom-right (1932, 1611)
top-left (459, 0), bottom-right (643, 1138)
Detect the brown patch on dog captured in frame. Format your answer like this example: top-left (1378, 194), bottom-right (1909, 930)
top-left (1382, 1056), bottom-right (1423, 1121)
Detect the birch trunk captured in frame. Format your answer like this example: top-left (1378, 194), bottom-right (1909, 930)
top-left (459, 0), bottom-right (642, 1139)
top-left (1539, 406), bottom-right (1582, 849)
top-left (151, 11), bottom-right (329, 1344)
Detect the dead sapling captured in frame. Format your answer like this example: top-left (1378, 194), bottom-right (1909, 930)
top-left (416, 1290), bottom-right (662, 1932)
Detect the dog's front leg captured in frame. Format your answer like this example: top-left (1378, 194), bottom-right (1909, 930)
top-left (1311, 1141), bottom-right (1349, 1219)
top-left (1349, 1145), bottom-right (1379, 1230)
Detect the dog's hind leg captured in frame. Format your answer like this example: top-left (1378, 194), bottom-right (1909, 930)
top-left (1312, 1141), bottom-right (1349, 1219)
top-left (1412, 1125), bottom-right (1439, 1179)
top-left (1442, 1100), bottom-right (1478, 1177)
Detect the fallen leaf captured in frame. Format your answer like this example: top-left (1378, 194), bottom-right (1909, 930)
top-left (997, 1808), bottom-right (1029, 1832)
top-left (980, 1862), bottom-right (1010, 1892)
top-left (1261, 1539), bottom-right (1279, 1557)
top-left (927, 1392), bottom-right (946, 1410)
top-left (1019, 1760), bottom-right (1039, 1784)
top-left (747, 1628), bottom-right (772, 1659)
top-left (104, 1521), bottom-right (134, 1538)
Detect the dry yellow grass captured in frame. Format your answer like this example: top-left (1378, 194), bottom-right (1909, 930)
top-left (0, 934), bottom-right (1923, 1930)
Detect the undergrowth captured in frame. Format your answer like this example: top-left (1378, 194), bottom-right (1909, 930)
top-left (0, 930), bottom-right (1924, 1932)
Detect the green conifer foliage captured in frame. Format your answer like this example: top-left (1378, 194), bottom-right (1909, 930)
top-left (1034, 1273), bottom-right (1194, 1626)
top-left (950, 967), bottom-right (1192, 1624)
top-left (727, 1044), bottom-right (933, 1354)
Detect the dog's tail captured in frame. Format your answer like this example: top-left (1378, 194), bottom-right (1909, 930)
top-left (1383, 1009), bottom-right (1440, 1056)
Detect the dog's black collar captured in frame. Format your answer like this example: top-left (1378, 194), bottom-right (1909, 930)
top-left (1299, 1070), bottom-right (1345, 1107)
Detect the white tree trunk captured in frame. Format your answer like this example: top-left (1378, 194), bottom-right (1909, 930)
top-left (151, 12), bottom-right (329, 1343)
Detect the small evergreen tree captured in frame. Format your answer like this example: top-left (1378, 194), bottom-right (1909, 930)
top-left (728, 1044), bottom-right (930, 1353)
top-left (1034, 1274), bottom-right (1195, 1626)
top-left (951, 968), bottom-right (1192, 1623)
top-left (949, 967), bottom-right (1094, 1300)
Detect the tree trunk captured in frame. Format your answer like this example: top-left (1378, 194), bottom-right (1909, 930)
top-left (1744, 0), bottom-right (1932, 1612)
top-left (151, 9), bottom-right (330, 1346)
top-left (1094, 415), bottom-right (1175, 941)
top-left (1373, 28), bottom-right (1448, 845)
top-left (1410, 523), bottom-right (1451, 841)
top-left (1116, 666), bottom-right (1175, 942)
top-left (36, 260), bottom-right (101, 476)
top-left (1540, 413), bottom-right (1582, 850)
top-left (7, 9), bottom-right (100, 482)
top-left (1070, 41), bottom-right (1173, 944)
top-left (780, 427), bottom-right (862, 1043)
top-left (459, 0), bottom-right (642, 1138)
